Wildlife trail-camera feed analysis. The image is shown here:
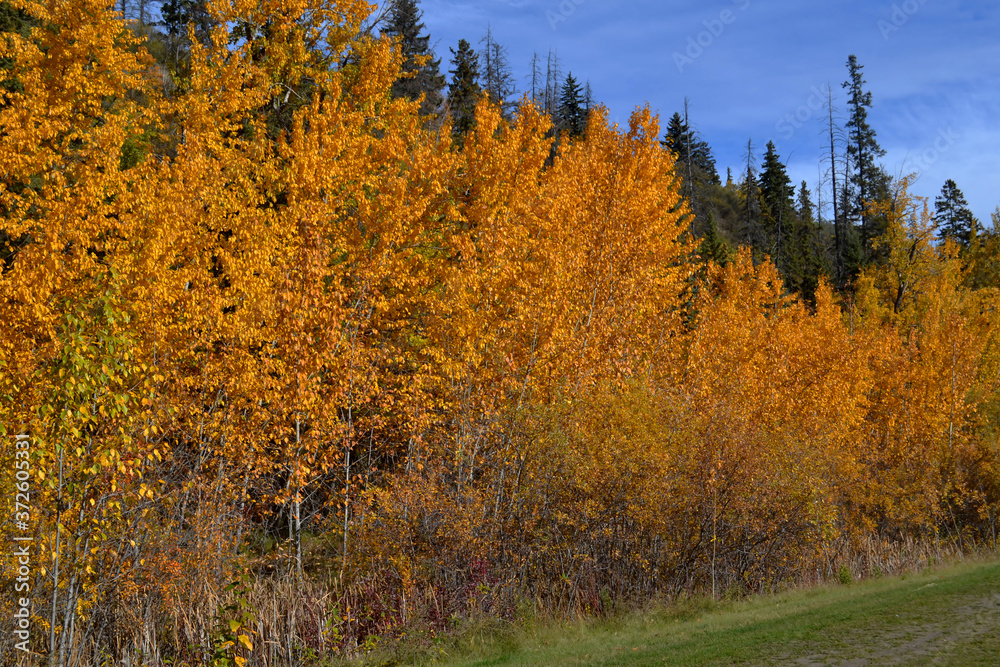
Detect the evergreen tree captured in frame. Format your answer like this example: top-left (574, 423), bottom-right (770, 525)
top-left (797, 180), bottom-right (815, 224)
top-left (557, 72), bottom-right (585, 137)
top-left (934, 179), bottom-right (978, 248)
top-left (698, 211), bottom-right (731, 267)
top-left (384, 0), bottom-right (445, 116)
top-left (791, 181), bottom-right (826, 302)
top-left (0, 0), bottom-right (35, 272)
top-left (447, 39), bottom-right (480, 140)
top-left (661, 111), bottom-right (720, 186)
top-left (661, 106), bottom-right (721, 237)
top-left (663, 111), bottom-right (695, 217)
top-left (0, 1), bottom-right (32, 100)
top-left (838, 182), bottom-right (864, 279)
top-left (662, 112), bottom-right (688, 161)
top-left (842, 55), bottom-right (889, 255)
top-left (758, 140), bottom-right (795, 269)
top-left (159, 0), bottom-right (213, 68)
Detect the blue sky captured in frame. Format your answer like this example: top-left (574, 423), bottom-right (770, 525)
top-left (411, 0), bottom-right (1000, 222)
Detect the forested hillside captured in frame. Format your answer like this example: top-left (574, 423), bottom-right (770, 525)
top-left (1, 1), bottom-right (998, 664)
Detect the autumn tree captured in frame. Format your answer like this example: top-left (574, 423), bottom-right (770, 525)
top-left (854, 179), bottom-right (999, 539)
top-left (0, 0), bottom-right (171, 655)
top-left (965, 207), bottom-right (1000, 289)
top-left (855, 178), bottom-right (953, 323)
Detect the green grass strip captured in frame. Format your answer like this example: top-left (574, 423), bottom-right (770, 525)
top-left (379, 558), bottom-right (1000, 666)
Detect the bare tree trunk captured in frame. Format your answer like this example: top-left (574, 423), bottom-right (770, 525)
top-left (827, 86), bottom-right (843, 283)
top-left (49, 446), bottom-right (64, 667)
top-left (294, 413), bottom-right (303, 581)
top-left (683, 98), bottom-right (696, 230)
top-left (341, 447), bottom-right (351, 551)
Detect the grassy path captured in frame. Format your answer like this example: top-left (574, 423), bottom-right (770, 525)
top-left (400, 558), bottom-right (1000, 666)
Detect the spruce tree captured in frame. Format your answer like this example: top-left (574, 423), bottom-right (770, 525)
top-left (797, 180), bottom-right (815, 224)
top-left (0, 0), bottom-right (34, 271)
top-left (557, 72), bottom-right (585, 137)
top-left (661, 106), bottom-right (720, 237)
top-left (384, 0), bottom-right (445, 116)
top-left (838, 182), bottom-right (864, 279)
top-left (0, 1), bottom-right (32, 99)
top-left (935, 179), bottom-right (978, 248)
top-left (699, 211), bottom-right (731, 266)
top-left (792, 181), bottom-right (826, 302)
top-left (758, 141), bottom-right (795, 269)
top-left (663, 113), bottom-right (688, 161)
top-left (447, 39), bottom-right (480, 140)
top-left (842, 55), bottom-right (889, 255)
top-left (661, 111), bottom-right (720, 186)
top-left (663, 112), bottom-right (694, 216)
top-left (160, 0), bottom-right (214, 70)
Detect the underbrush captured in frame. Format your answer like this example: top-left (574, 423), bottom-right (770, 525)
top-left (348, 546), bottom-right (999, 667)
